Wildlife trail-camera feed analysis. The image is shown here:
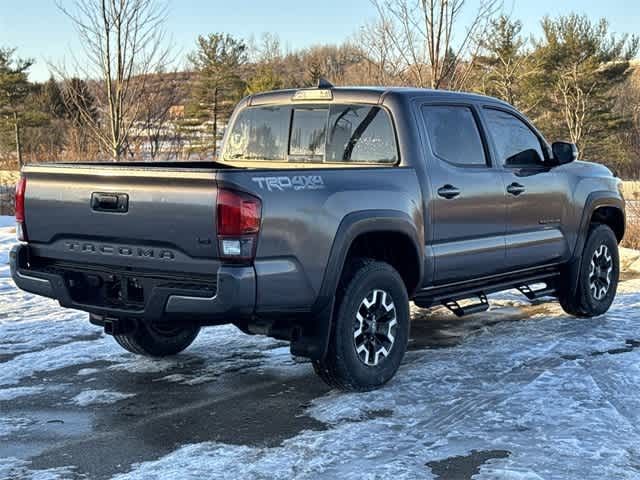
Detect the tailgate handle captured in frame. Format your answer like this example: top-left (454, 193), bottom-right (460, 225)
top-left (91, 192), bottom-right (129, 212)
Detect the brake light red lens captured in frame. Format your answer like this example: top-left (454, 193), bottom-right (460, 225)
top-left (15, 177), bottom-right (27, 241)
top-left (217, 188), bottom-right (261, 236)
top-left (15, 177), bottom-right (26, 223)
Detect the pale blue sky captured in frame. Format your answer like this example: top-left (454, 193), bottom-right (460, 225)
top-left (1, 0), bottom-right (638, 82)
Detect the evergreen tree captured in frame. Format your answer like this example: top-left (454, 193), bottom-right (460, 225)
top-left (41, 77), bottom-right (66, 119)
top-left (0, 47), bottom-right (33, 166)
top-left (475, 16), bottom-right (537, 111)
top-left (306, 60), bottom-right (323, 86)
top-left (531, 15), bottom-right (639, 163)
top-left (245, 65), bottom-right (284, 94)
top-left (186, 33), bottom-right (247, 157)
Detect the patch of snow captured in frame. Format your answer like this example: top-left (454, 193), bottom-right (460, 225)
top-left (71, 389), bottom-right (135, 407)
top-left (0, 416), bottom-right (35, 437)
top-left (0, 457), bottom-right (75, 480)
top-left (0, 337), bottom-right (126, 387)
top-left (0, 386), bottom-right (44, 402)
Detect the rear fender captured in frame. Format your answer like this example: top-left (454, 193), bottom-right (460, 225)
top-left (291, 210), bottom-right (422, 360)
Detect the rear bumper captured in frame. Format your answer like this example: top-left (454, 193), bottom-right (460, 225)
top-left (10, 244), bottom-right (255, 322)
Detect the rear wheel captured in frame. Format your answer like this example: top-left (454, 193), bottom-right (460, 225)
top-left (313, 258), bottom-right (409, 391)
top-left (114, 322), bottom-right (200, 357)
top-left (559, 224), bottom-right (619, 317)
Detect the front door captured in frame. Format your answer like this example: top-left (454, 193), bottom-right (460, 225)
top-left (480, 107), bottom-right (570, 270)
top-left (420, 103), bottom-right (507, 284)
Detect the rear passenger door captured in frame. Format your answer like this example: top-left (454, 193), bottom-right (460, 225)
top-left (420, 103), bottom-right (507, 284)
top-left (481, 107), bottom-right (569, 270)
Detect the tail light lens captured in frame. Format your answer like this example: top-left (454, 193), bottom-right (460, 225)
top-left (217, 188), bottom-right (261, 260)
top-left (15, 177), bottom-right (27, 241)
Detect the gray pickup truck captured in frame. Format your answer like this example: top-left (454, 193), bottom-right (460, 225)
top-left (11, 84), bottom-right (625, 390)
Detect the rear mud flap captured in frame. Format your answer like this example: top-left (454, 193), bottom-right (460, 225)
top-left (290, 299), bottom-right (334, 361)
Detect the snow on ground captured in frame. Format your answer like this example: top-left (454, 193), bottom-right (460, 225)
top-left (70, 390), bottom-right (136, 407)
top-left (1, 215), bottom-right (640, 479)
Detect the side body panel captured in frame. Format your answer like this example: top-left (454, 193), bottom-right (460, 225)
top-left (216, 166), bottom-right (424, 314)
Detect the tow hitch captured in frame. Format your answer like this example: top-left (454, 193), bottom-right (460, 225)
top-left (102, 317), bottom-right (136, 336)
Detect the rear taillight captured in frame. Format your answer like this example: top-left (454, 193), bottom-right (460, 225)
top-left (15, 177), bottom-right (27, 241)
top-left (216, 188), bottom-right (262, 260)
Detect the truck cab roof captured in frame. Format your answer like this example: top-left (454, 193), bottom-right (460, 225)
top-left (247, 86), bottom-right (513, 109)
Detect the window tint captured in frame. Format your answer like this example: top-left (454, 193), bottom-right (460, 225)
top-left (290, 108), bottom-right (328, 160)
top-left (421, 106), bottom-right (486, 166)
top-left (223, 106), bottom-right (289, 161)
top-left (483, 108), bottom-right (545, 167)
top-left (326, 106), bottom-right (397, 163)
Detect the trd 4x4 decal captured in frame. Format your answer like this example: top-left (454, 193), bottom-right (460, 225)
top-left (252, 175), bottom-right (325, 192)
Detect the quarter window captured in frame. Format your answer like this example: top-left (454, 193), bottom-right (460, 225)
top-left (327, 105), bottom-right (397, 163)
top-left (483, 108), bottom-right (545, 167)
top-left (421, 105), bottom-right (487, 166)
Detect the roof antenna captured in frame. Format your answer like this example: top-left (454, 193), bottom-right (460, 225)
top-left (317, 77), bottom-right (334, 89)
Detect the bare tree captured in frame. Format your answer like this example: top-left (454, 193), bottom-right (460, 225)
top-left (54, 0), bottom-right (172, 160)
top-left (358, 19), bottom-right (407, 85)
top-left (132, 72), bottom-right (181, 160)
top-left (554, 65), bottom-right (596, 149)
top-left (369, 0), bottom-right (500, 89)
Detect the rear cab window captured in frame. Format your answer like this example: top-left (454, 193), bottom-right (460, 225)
top-left (223, 104), bottom-right (398, 165)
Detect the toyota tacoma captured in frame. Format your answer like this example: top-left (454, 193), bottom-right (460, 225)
top-left (10, 83), bottom-right (625, 390)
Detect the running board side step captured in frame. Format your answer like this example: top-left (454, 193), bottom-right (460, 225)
top-left (442, 293), bottom-right (489, 317)
top-left (516, 284), bottom-right (557, 301)
top-left (414, 267), bottom-right (561, 312)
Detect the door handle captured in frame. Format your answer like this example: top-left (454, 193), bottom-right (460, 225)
top-left (437, 184), bottom-right (461, 199)
top-left (91, 192), bottom-right (129, 212)
top-left (506, 183), bottom-right (526, 196)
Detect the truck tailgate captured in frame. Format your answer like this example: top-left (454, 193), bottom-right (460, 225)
top-left (22, 164), bottom-right (220, 276)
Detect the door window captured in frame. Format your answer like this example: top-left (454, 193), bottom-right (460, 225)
top-left (421, 105), bottom-right (487, 167)
top-left (483, 108), bottom-right (545, 167)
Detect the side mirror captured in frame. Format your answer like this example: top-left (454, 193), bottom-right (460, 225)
top-left (552, 141), bottom-right (578, 165)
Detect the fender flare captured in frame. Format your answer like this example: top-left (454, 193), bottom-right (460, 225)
top-left (565, 191), bottom-right (625, 296)
top-left (291, 210), bottom-right (423, 361)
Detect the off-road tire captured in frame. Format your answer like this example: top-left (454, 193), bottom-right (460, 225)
top-left (559, 224), bottom-right (619, 317)
top-left (313, 258), bottom-right (410, 391)
top-left (114, 322), bottom-right (200, 356)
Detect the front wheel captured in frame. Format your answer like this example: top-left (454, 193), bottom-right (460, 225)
top-left (114, 322), bottom-right (200, 357)
top-left (313, 259), bottom-right (410, 391)
top-left (559, 224), bottom-right (619, 317)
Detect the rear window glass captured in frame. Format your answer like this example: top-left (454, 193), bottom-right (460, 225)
top-left (290, 109), bottom-right (327, 160)
top-left (224, 106), bottom-right (289, 161)
top-left (222, 104), bottom-right (397, 164)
